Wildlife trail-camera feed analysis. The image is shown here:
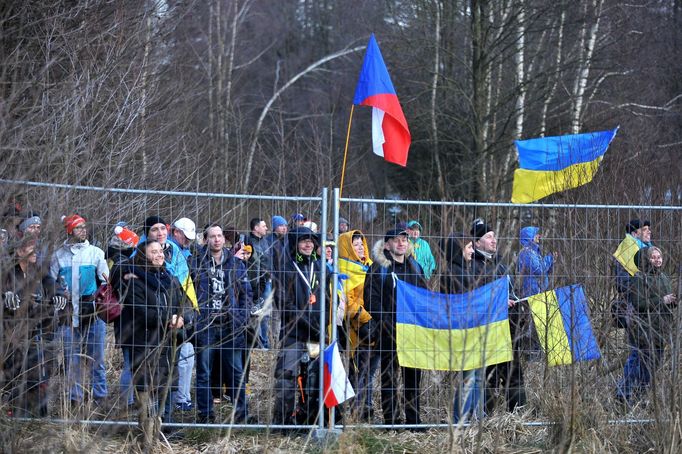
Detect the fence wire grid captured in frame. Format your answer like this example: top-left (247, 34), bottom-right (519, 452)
top-left (0, 179), bottom-right (681, 436)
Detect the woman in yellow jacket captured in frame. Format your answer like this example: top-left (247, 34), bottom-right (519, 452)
top-left (337, 230), bottom-right (376, 420)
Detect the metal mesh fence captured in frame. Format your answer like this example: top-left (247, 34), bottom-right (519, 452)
top-left (0, 179), bottom-right (681, 437)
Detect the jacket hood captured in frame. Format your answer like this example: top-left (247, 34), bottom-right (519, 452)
top-left (287, 226), bottom-right (320, 252)
top-left (338, 230), bottom-right (370, 263)
top-left (519, 226), bottom-right (540, 248)
top-left (371, 239), bottom-right (414, 268)
top-left (445, 232), bottom-right (470, 265)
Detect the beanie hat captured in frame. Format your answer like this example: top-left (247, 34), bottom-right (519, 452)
top-left (626, 219), bottom-right (650, 234)
top-left (19, 215), bottom-right (42, 232)
top-left (339, 217), bottom-right (349, 226)
top-left (471, 218), bottom-right (492, 241)
top-left (406, 220), bottom-right (423, 231)
top-left (272, 215), bottom-right (287, 230)
top-left (63, 214), bottom-right (86, 235)
top-left (144, 215), bottom-right (167, 236)
top-left (114, 225), bottom-right (140, 247)
top-left (242, 244), bottom-right (253, 254)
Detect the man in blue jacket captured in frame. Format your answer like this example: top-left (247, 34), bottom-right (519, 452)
top-left (517, 226), bottom-right (554, 298)
top-left (192, 224), bottom-right (251, 423)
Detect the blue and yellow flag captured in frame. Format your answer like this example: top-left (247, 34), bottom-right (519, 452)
top-left (528, 285), bottom-right (600, 366)
top-left (511, 128), bottom-right (618, 203)
top-left (396, 277), bottom-right (512, 371)
top-left (612, 235), bottom-right (640, 277)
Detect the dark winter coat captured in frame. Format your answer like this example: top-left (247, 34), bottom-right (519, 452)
top-left (627, 249), bottom-right (675, 350)
top-left (363, 240), bottom-right (427, 348)
top-left (279, 227), bottom-right (328, 345)
top-left (192, 247), bottom-right (251, 348)
top-left (440, 233), bottom-right (474, 294)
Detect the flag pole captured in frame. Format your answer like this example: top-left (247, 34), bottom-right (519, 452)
top-left (338, 104), bottom-right (355, 199)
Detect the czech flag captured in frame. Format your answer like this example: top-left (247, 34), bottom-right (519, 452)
top-left (353, 34), bottom-right (411, 166)
top-left (323, 341), bottom-right (355, 408)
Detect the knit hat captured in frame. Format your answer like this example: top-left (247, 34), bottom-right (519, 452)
top-left (242, 244), bottom-right (253, 254)
top-left (144, 215), bottom-right (167, 236)
top-left (625, 219), bottom-right (650, 234)
top-left (63, 214), bottom-right (86, 235)
top-left (406, 220), bottom-right (423, 231)
top-left (291, 213), bottom-right (305, 223)
top-left (272, 215), bottom-right (287, 230)
top-left (113, 225), bottom-right (140, 247)
top-left (471, 218), bottom-right (492, 241)
top-left (18, 215), bottom-right (42, 232)
top-left (339, 217), bottom-right (350, 227)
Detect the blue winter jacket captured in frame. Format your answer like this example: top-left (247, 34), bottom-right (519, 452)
top-left (517, 227), bottom-right (554, 298)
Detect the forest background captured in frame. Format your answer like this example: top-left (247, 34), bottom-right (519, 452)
top-left (1, 0), bottom-right (681, 204)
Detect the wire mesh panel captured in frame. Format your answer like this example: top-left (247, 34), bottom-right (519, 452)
top-left (334, 193), bottom-right (682, 428)
top-left (1, 179), bottom-right (682, 438)
top-left (0, 179), bottom-right (328, 434)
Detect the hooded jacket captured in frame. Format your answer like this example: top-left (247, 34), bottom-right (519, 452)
top-left (363, 239), bottom-right (427, 346)
top-left (120, 259), bottom-right (184, 348)
top-left (337, 230), bottom-right (373, 351)
top-left (192, 246), bottom-right (251, 348)
top-left (279, 227), bottom-right (326, 345)
top-left (517, 226), bottom-right (554, 298)
top-left (440, 232), bottom-right (474, 294)
top-left (132, 235), bottom-right (198, 310)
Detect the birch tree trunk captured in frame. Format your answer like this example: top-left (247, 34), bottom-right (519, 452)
top-left (571, 0), bottom-right (604, 133)
top-left (431, 0), bottom-right (447, 200)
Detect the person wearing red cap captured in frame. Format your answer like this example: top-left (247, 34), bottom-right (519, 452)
top-left (49, 214), bottom-right (109, 408)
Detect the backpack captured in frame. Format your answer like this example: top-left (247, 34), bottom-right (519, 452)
top-left (95, 283), bottom-right (122, 323)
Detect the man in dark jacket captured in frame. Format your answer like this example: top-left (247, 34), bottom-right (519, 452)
top-left (272, 226), bottom-right (325, 425)
top-left (363, 228), bottom-right (427, 426)
top-left (192, 224), bottom-right (251, 423)
top-left (246, 217), bottom-right (273, 349)
top-left (469, 218), bottom-right (526, 414)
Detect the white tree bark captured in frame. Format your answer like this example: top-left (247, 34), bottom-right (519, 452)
top-left (571, 0), bottom-right (604, 133)
top-left (540, 10), bottom-right (565, 137)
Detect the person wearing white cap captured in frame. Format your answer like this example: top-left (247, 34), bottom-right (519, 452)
top-left (170, 217), bottom-right (197, 260)
top-left (166, 217), bottom-right (198, 412)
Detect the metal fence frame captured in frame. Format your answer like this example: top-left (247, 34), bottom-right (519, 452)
top-left (0, 178), bottom-right (681, 434)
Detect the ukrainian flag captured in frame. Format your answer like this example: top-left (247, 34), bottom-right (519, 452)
top-left (612, 235), bottom-right (640, 277)
top-left (511, 128), bottom-right (618, 204)
top-left (396, 277), bottom-right (512, 371)
top-left (528, 285), bottom-right (601, 366)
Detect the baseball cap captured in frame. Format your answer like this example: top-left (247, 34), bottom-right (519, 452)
top-left (384, 228), bottom-right (408, 242)
top-left (173, 217), bottom-right (196, 240)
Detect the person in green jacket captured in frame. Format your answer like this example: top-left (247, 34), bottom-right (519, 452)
top-left (621, 246), bottom-right (677, 401)
top-left (405, 220), bottom-right (436, 280)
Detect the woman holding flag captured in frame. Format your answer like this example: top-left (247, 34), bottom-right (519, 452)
top-left (337, 230), bottom-right (376, 420)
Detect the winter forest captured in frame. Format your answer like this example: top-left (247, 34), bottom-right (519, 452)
top-left (2, 0), bottom-right (680, 203)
